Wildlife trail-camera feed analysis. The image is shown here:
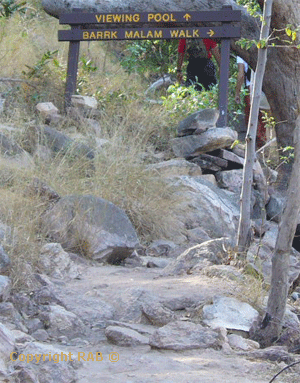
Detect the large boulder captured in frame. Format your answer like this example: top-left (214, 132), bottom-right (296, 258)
top-left (149, 320), bottom-right (223, 351)
top-left (41, 195), bottom-right (139, 263)
top-left (202, 296), bottom-right (259, 333)
top-left (166, 176), bottom-right (239, 241)
top-left (177, 108), bottom-right (219, 137)
top-left (171, 127), bottom-right (238, 158)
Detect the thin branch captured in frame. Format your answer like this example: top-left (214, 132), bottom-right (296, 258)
top-left (0, 77), bottom-right (36, 88)
top-left (269, 360), bottom-right (300, 383)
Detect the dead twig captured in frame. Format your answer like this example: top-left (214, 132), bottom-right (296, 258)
top-left (0, 77), bottom-right (36, 88)
top-left (269, 360), bottom-right (300, 382)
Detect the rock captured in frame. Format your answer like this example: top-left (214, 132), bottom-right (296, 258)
top-left (177, 109), bottom-right (219, 137)
top-left (231, 144), bottom-right (245, 158)
top-left (201, 265), bottom-right (245, 282)
top-left (71, 95), bottom-right (98, 110)
top-left (36, 102), bottom-right (59, 118)
top-left (0, 322), bottom-right (15, 372)
top-left (227, 334), bottom-right (260, 351)
top-left (166, 176), bottom-right (239, 240)
top-left (0, 244), bottom-right (10, 273)
top-left (142, 301), bottom-right (176, 326)
top-left (38, 243), bottom-right (80, 279)
top-left (14, 342), bottom-right (78, 382)
top-left (163, 238), bottom-right (231, 275)
top-left (246, 241), bottom-right (300, 285)
top-left (32, 125), bottom-right (94, 159)
top-left (198, 174), bottom-right (218, 186)
top-left (25, 318), bottom-right (44, 334)
top-left (31, 329), bottom-right (49, 342)
top-left (142, 256), bottom-right (169, 268)
top-left (41, 195), bottom-right (139, 263)
top-left (0, 276), bottom-right (11, 302)
top-left (147, 239), bottom-right (177, 257)
top-left (215, 169), bottom-right (244, 193)
top-left (105, 325), bottom-right (149, 346)
top-left (202, 296), bottom-right (259, 332)
top-left (171, 127), bottom-right (238, 158)
top-left (186, 227), bottom-right (211, 244)
top-left (33, 144), bottom-right (53, 163)
top-left (191, 153), bottom-right (228, 172)
top-left (106, 320), bottom-right (155, 337)
top-left (149, 320), bottom-right (223, 350)
top-left (0, 302), bottom-right (26, 332)
top-left (0, 132), bottom-right (24, 156)
top-left (247, 346), bottom-right (294, 364)
top-left (146, 158), bottom-right (202, 177)
top-left (266, 194), bottom-right (285, 223)
top-left (11, 329), bottom-right (33, 344)
top-left (26, 178), bottom-right (60, 203)
top-left (39, 304), bottom-right (86, 340)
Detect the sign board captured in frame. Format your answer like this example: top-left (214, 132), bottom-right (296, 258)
top-left (58, 25), bottom-right (240, 41)
top-left (59, 7), bottom-right (241, 127)
top-left (59, 10), bottom-right (241, 25)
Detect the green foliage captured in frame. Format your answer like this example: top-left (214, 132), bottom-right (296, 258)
top-left (236, 0), bottom-right (262, 18)
top-left (0, 0), bottom-right (26, 18)
top-left (77, 55), bottom-right (98, 94)
top-left (162, 56), bottom-right (246, 124)
top-left (22, 50), bottom-right (59, 79)
top-left (120, 40), bottom-right (178, 76)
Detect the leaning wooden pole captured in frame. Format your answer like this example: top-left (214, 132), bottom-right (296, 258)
top-left (236, 0), bottom-right (272, 254)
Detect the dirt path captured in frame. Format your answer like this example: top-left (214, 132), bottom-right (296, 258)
top-left (49, 264), bottom-right (298, 383)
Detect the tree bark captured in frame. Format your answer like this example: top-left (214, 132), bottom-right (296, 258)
top-left (236, 0), bottom-right (272, 253)
top-left (254, 114), bottom-right (300, 347)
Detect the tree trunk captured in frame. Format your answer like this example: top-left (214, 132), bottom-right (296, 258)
top-left (236, 0), bottom-right (272, 253)
top-left (253, 114), bottom-right (300, 347)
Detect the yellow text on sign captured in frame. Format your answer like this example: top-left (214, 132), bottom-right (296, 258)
top-left (83, 31), bottom-right (118, 39)
top-left (147, 13), bottom-right (177, 22)
top-left (125, 30), bottom-right (163, 39)
top-left (95, 14), bottom-right (140, 23)
top-left (169, 29), bottom-right (200, 38)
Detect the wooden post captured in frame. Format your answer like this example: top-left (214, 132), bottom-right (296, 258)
top-left (64, 10), bottom-right (81, 109)
top-left (216, 5), bottom-right (232, 127)
top-left (216, 37), bottom-right (231, 127)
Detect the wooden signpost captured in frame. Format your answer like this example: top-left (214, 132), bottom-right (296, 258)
top-left (58, 7), bottom-right (241, 126)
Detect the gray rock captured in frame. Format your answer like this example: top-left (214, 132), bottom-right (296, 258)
top-left (0, 302), bottom-right (26, 332)
top-left (38, 243), bottom-right (80, 279)
top-left (227, 334), bottom-right (259, 351)
top-left (201, 265), bottom-right (245, 282)
top-left (215, 169), bottom-right (244, 193)
top-left (105, 325), bottom-right (149, 346)
top-left (266, 194), bottom-right (285, 223)
top-left (186, 227), bottom-right (211, 244)
top-left (41, 195), bottom-right (139, 263)
top-left (0, 322), bottom-right (15, 371)
top-left (177, 109), bottom-right (219, 137)
top-left (191, 153), bottom-right (228, 172)
top-left (149, 320), bottom-right (222, 350)
top-left (146, 158), bottom-right (202, 177)
top-left (0, 276), bottom-right (11, 302)
top-left (246, 241), bottom-right (300, 285)
top-left (15, 342), bottom-right (78, 382)
top-left (202, 296), bottom-right (259, 332)
top-left (32, 125), bottom-right (94, 159)
top-left (0, 244), bottom-right (10, 273)
top-left (142, 301), bottom-right (176, 326)
top-left (163, 238), bottom-right (231, 275)
top-left (31, 329), bottom-right (49, 342)
top-left (247, 346), bottom-right (294, 364)
top-left (171, 127), bottom-right (238, 158)
top-left (0, 132), bottom-right (24, 156)
top-left (26, 178), bottom-right (60, 203)
top-left (106, 320), bottom-right (156, 337)
top-left (25, 318), bottom-right (44, 334)
top-left (166, 176), bottom-right (239, 240)
top-left (39, 304), bottom-right (86, 340)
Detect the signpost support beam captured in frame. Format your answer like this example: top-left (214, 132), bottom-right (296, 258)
top-left (217, 37), bottom-right (231, 127)
top-left (65, 24), bottom-right (80, 109)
